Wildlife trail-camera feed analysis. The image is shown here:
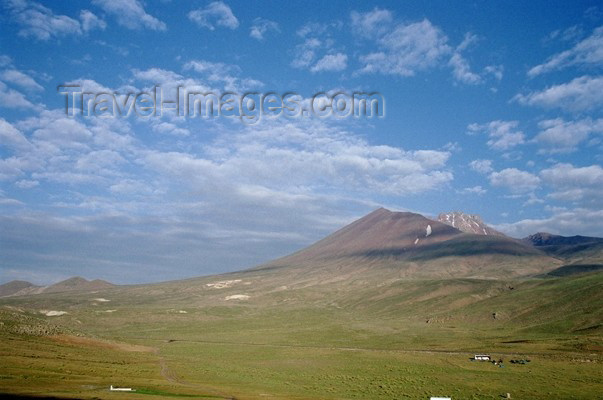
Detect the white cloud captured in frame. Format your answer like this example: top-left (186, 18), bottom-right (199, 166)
top-left (183, 60), bottom-right (262, 92)
top-left (132, 68), bottom-right (183, 84)
top-left (467, 120), bottom-right (525, 151)
top-left (310, 53), bottom-right (348, 73)
top-left (291, 38), bottom-right (323, 69)
top-left (545, 25), bottom-right (584, 44)
top-left (449, 52), bottom-right (481, 84)
top-left (442, 141), bottom-right (461, 152)
top-left (291, 21), bottom-right (346, 72)
top-left (484, 65), bottom-right (504, 81)
top-left (249, 18), bottom-right (279, 40)
top-left (188, 1), bottom-right (239, 31)
top-left (459, 185), bottom-right (486, 195)
top-left (92, 0), bottom-right (166, 31)
top-left (358, 19), bottom-right (451, 77)
top-left (352, 13), bottom-right (497, 84)
top-left (523, 193), bottom-right (544, 206)
top-left (0, 69), bottom-right (43, 91)
top-left (469, 159), bottom-right (493, 174)
top-left (75, 150), bottom-right (125, 171)
top-left (495, 208), bottom-right (603, 238)
top-left (79, 10), bottom-right (106, 32)
top-left (540, 163), bottom-right (603, 208)
top-left (350, 8), bottom-right (393, 39)
top-left (514, 75), bottom-right (603, 112)
top-left (5, 0), bottom-right (82, 40)
top-left (26, 111), bottom-right (94, 149)
top-left (449, 33), bottom-right (482, 85)
top-left (15, 179), bottom-right (39, 189)
top-left (489, 168), bottom-right (540, 193)
top-left (65, 78), bottom-right (112, 93)
top-left (131, 67), bottom-right (208, 93)
top-left (140, 119), bottom-right (453, 197)
top-left (0, 117), bottom-right (31, 150)
top-left (0, 81), bottom-right (37, 109)
top-left (456, 32), bottom-right (479, 52)
top-left (0, 109), bottom-right (137, 188)
top-left (529, 26), bottom-right (603, 77)
top-left (183, 60), bottom-right (239, 77)
top-left (296, 21), bottom-right (341, 38)
top-left (150, 121), bottom-right (190, 137)
top-left (535, 118), bottom-right (603, 153)
top-left (448, 34), bottom-right (503, 85)
top-left (0, 55), bottom-right (12, 68)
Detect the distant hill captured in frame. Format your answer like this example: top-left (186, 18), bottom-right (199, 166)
top-left (0, 277), bottom-right (115, 297)
top-left (0, 280), bottom-right (39, 297)
top-left (522, 232), bottom-right (603, 247)
top-left (438, 211), bottom-right (506, 237)
top-left (43, 277), bottom-right (114, 293)
top-left (522, 232), bottom-right (603, 266)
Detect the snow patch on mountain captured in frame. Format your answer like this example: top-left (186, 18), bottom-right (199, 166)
top-left (437, 211), bottom-right (506, 237)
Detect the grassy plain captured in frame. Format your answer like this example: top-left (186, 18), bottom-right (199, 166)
top-left (1, 271), bottom-right (602, 399)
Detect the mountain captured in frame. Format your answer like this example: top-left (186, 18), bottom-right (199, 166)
top-left (0, 280), bottom-right (39, 297)
top-left (0, 277), bottom-right (115, 297)
top-left (522, 232), bottom-right (603, 247)
top-left (43, 277), bottom-right (114, 293)
top-left (522, 232), bottom-right (603, 266)
top-left (255, 208), bottom-right (559, 280)
top-left (437, 211), bottom-right (506, 237)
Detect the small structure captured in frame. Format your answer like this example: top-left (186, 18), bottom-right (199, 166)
top-left (430, 397), bottom-right (451, 400)
top-left (110, 385), bottom-right (134, 392)
top-left (474, 354), bottom-right (491, 361)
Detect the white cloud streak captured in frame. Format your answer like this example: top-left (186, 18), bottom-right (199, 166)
top-left (529, 26), bottom-right (603, 77)
top-left (515, 75), bottom-right (603, 112)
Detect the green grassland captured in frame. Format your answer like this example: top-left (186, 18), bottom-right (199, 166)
top-left (1, 271), bottom-right (602, 399)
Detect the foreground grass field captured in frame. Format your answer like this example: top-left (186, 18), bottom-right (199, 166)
top-left (1, 272), bottom-right (602, 399)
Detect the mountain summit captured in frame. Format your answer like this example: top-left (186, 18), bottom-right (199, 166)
top-left (438, 211), bottom-right (505, 237)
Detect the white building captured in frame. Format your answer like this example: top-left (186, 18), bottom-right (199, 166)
top-left (110, 385), bottom-right (134, 391)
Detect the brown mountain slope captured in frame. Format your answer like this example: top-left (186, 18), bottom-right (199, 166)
top-left (280, 208), bottom-right (461, 262)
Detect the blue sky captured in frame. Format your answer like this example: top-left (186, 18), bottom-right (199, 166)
top-left (1, 0), bottom-right (602, 284)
